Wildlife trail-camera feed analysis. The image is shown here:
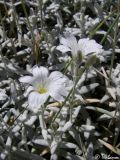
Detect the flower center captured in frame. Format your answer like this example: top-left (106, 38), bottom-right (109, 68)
top-left (37, 86), bottom-right (48, 94)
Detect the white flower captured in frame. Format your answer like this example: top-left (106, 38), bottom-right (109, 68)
top-left (19, 66), bottom-right (68, 112)
top-left (56, 34), bottom-right (103, 57)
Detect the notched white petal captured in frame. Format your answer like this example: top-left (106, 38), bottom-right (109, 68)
top-left (32, 66), bottom-right (49, 77)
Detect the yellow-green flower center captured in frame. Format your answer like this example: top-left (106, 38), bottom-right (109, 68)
top-left (37, 86), bottom-right (48, 94)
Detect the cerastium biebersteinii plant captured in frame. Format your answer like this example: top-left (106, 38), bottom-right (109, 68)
top-left (17, 33), bottom-right (104, 159)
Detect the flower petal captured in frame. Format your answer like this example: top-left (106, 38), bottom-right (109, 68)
top-left (32, 66), bottom-right (49, 77)
top-left (78, 38), bottom-right (89, 53)
top-left (60, 34), bottom-right (78, 56)
top-left (56, 45), bottom-right (71, 53)
top-left (48, 71), bottom-right (67, 84)
top-left (49, 91), bottom-right (64, 102)
top-left (28, 92), bottom-right (49, 111)
top-left (31, 66), bottom-right (49, 88)
top-left (48, 80), bottom-right (68, 102)
top-left (78, 38), bottom-right (103, 55)
top-left (60, 37), bottom-right (69, 46)
top-left (50, 81), bottom-right (68, 94)
top-left (19, 76), bottom-right (33, 84)
top-left (66, 34), bottom-right (78, 55)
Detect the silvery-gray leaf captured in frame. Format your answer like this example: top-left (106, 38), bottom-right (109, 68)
top-left (100, 94), bottom-right (110, 103)
top-left (75, 94), bottom-right (85, 103)
top-left (10, 81), bottom-right (17, 104)
top-left (32, 139), bottom-right (49, 146)
top-left (3, 111), bottom-right (11, 123)
top-left (115, 49), bottom-right (120, 53)
top-left (62, 121), bottom-right (72, 132)
top-left (0, 89), bottom-right (8, 101)
top-left (15, 48), bottom-right (31, 57)
top-left (98, 111), bottom-right (119, 121)
top-left (12, 124), bottom-right (21, 133)
top-left (81, 125), bottom-right (95, 131)
top-left (42, 129), bottom-right (48, 140)
top-left (1, 136), bottom-right (12, 160)
top-left (86, 143), bottom-right (93, 160)
top-left (84, 131), bottom-right (90, 139)
top-left (66, 27), bottom-right (81, 36)
top-left (11, 150), bottom-right (45, 160)
top-left (50, 140), bottom-right (58, 154)
top-left (50, 154), bottom-right (58, 160)
top-left (47, 106), bottom-right (59, 112)
top-left (109, 102), bottom-right (116, 108)
top-left (24, 115), bottom-right (37, 126)
top-left (69, 127), bottom-right (81, 146)
top-left (79, 83), bottom-right (99, 94)
top-left (56, 10), bottom-right (63, 29)
top-left (59, 142), bottom-right (77, 149)
top-left (107, 87), bottom-right (116, 100)
top-left (60, 150), bottom-right (83, 160)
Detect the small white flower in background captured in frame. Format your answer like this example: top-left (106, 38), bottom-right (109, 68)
top-left (56, 34), bottom-right (103, 57)
top-left (19, 66), bottom-right (68, 113)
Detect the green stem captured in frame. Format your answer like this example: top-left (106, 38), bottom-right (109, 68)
top-left (100, 13), bottom-right (120, 44)
top-left (89, 10), bottom-right (116, 38)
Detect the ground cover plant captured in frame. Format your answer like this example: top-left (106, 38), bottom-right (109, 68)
top-left (0, 0), bottom-right (120, 159)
